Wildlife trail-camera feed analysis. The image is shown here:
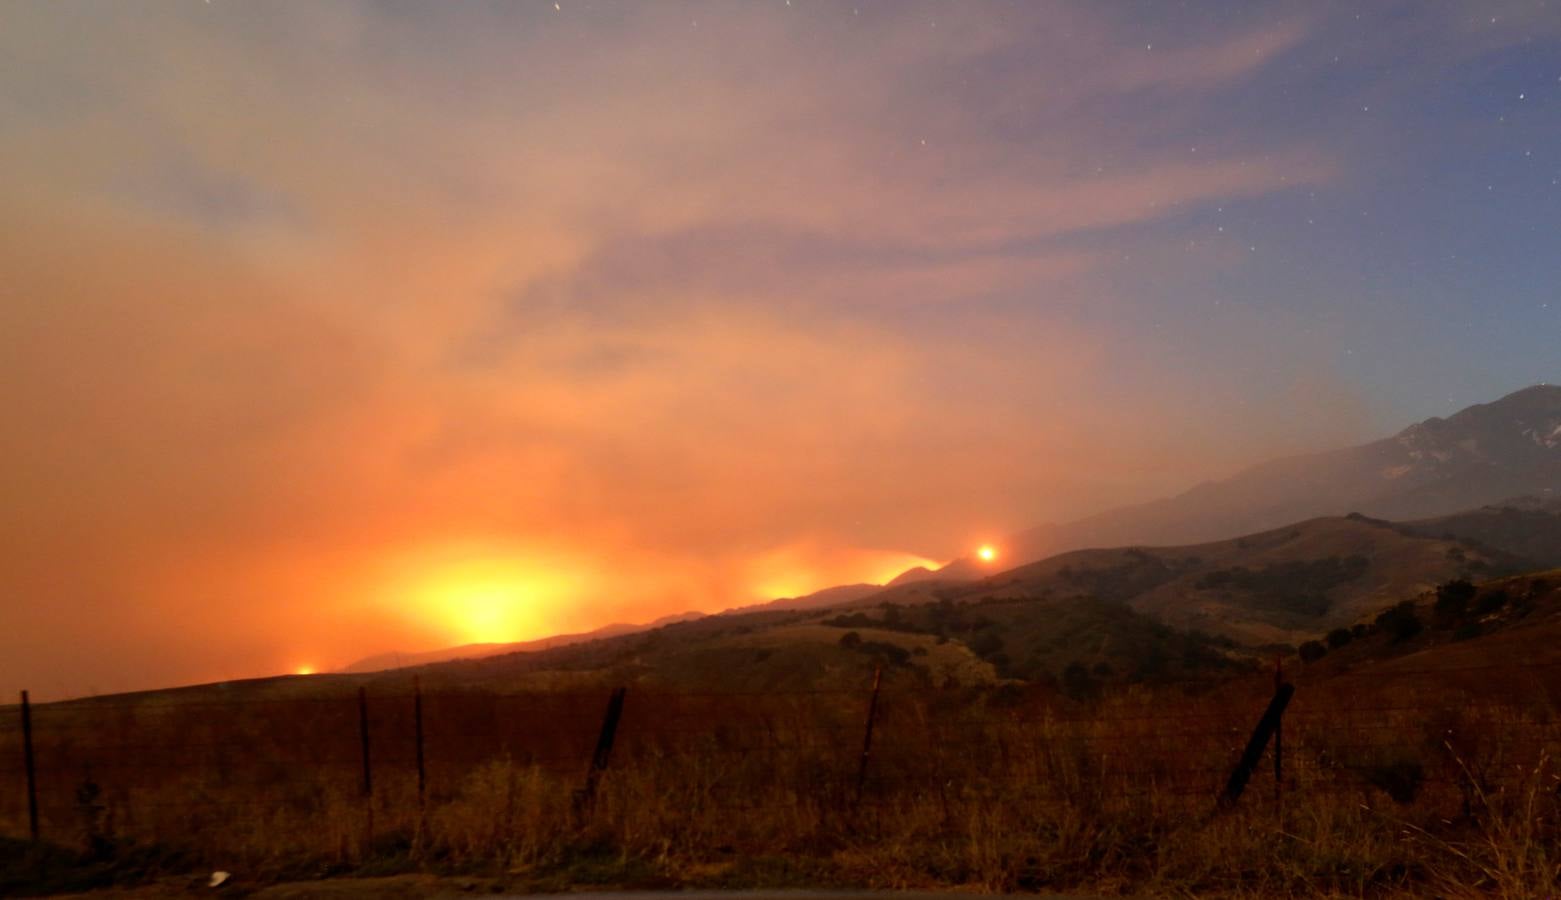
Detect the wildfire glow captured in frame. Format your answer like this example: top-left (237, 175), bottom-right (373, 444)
top-left (388, 542), bottom-right (592, 646)
top-left (747, 546), bottom-right (944, 602)
top-left (977, 545), bottom-right (998, 563)
top-left (295, 665), bottom-right (315, 676)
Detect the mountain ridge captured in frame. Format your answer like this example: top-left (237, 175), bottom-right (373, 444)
top-left (932, 384), bottom-right (1560, 580)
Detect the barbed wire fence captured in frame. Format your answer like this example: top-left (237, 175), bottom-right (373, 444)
top-left (2, 660), bottom-right (1559, 862)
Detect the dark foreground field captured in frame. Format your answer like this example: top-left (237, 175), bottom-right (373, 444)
top-left (6, 657), bottom-right (1561, 898)
top-left (5, 576), bottom-right (1561, 897)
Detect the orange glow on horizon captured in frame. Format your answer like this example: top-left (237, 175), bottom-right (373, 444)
top-left (977, 545), bottom-right (998, 563)
top-left (295, 665), bottom-right (316, 675)
top-left (748, 547), bottom-right (943, 602)
top-left (387, 542), bottom-right (593, 647)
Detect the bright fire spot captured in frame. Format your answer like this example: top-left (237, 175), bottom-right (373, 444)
top-left (977, 545), bottom-right (998, 563)
top-left (295, 665), bottom-right (316, 676)
top-left (390, 543), bottom-right (591, 646)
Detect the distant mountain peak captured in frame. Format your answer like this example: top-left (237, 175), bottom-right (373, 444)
top-left (978, 384), bottom-right (1561, 568)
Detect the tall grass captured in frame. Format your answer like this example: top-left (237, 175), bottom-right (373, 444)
top-left (1, 669), bottom-right (1558, 895)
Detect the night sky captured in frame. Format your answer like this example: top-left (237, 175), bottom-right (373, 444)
top-left (3, 1), bottom-right (1558, 697)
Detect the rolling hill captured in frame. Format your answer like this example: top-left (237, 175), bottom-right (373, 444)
top-left (1394, 496), bottom-right (1561, 568)
top-left (857, 514), bottom-right (1527, 646)
top-left (356, 508), bottom-right (1541, 694)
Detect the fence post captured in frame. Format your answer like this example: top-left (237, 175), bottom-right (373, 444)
top-left (413, 678), bottom-right (426, 810)
top-left (1273, 657), bottom-right (1284, 818)
top-left (854, 666), bottom-right (883, 807)
top-left (1218, 680), bottom-right (1294, 810)
top-left (20, 690), bottom-right (38, 843)
top-left (575, 686), bottom-right (626, 815)
top-left (358, 687), bottom-right (373, 845)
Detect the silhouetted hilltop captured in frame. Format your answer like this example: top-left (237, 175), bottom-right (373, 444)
top-left (937, 385), bottom-right (1560, 578)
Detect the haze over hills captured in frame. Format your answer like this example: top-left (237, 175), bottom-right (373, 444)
top-left (937, 385), bottom-right (1561, 580)
top-left (347, 386), bottom-right (1559, 675)
top-left (343, 587), bottom-right (887, 673)
top-left (362, 503), bottom-right (1559, 691)
top-left (344, 611), bottom-right (704, 673)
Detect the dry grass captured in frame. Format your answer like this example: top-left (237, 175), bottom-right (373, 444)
top-left (2, 670), bottom-right (1559, 897)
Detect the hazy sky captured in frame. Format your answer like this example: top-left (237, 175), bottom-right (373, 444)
top-left (3, 1), bottom-right (1559, 697)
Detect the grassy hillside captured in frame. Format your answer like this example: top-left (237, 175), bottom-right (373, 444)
top-left (852, 515), bottom-right (1524, 646)
top-left (1393, 497), bottom-right (1561, 568)
top-left (1287, 568), bottom-right (1561, 677)
top-left (820, 595), bottom-right (1250, 689)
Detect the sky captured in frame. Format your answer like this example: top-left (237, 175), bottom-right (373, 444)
top-left (2, 1), bottom-right (1559, 698)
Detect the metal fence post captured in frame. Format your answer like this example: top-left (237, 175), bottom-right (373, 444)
top-left (358, 687), bottom-right (373, 846)
top-left (413, 678), bottom-right (426, 810)
top-left (21, 690), bottom-right (38, 842)
top-left (358, 687), bottom-right (373, 797)
top-left (854, 666), bottom-right (883, 807)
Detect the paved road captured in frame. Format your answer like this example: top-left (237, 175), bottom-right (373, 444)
top-left (551, 894), bottom-right (1095, 900)
top-left (254, 881), bottom-right (1098, 899)
top-left (61, 876), bottom-right (1103, 898)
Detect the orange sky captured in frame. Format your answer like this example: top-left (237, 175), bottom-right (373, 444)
top-left (5, 2), bottom-right (1555, 698)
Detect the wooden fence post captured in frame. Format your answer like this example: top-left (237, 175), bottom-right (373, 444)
top-left (358, 687), bottom-right (373, 845)
top-left (1273, 657), bottom-right (1284, 817)
top-left (854, 666), bottom-right (883, 807)
top-left (1218, 681), bottom-right (1294, 810)
top-left (575, 687), bottom-right (626, 815)
top-left (21, 690), bottom-right (38, 843)
top-left (413, 678), bottom-right (426, 810)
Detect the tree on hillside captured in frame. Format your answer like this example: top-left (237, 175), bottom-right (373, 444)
top-left (1435, 579), bottom-right (1476, 620)
top-left (1375, 601), bottom-right (1424, 642)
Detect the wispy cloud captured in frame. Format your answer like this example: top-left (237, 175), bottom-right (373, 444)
top-left (4, 0), bottom-right (1551, 696)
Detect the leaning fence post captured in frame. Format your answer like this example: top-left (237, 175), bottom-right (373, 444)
top-left (575, 686), bottom-right (627, 815)
top-left (854, 666), bottom-right (883, 808)
top-left (1273, 657), bottom-right (1284, 818)
top-left (20, 690), bottom-right (38, 842)
top-left (1218, 680), bottom-right (1294, 810)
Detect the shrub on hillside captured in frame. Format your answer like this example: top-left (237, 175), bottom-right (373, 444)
top-left (1476, 588), bottom-right (1509, 615)
top-left (967, 630), bottom-right (1005, 659)
top-left (1374, 601), bottom-right (1424, 642)
top-left (1298, 640), bottom-right (1328, 663)
top-left (1325, 628), bottom-right (1354, 649)
top-left (1434, 579), bottom-right (1476, 619)
top-left (1193, 555), bottom-right (1369, 618)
